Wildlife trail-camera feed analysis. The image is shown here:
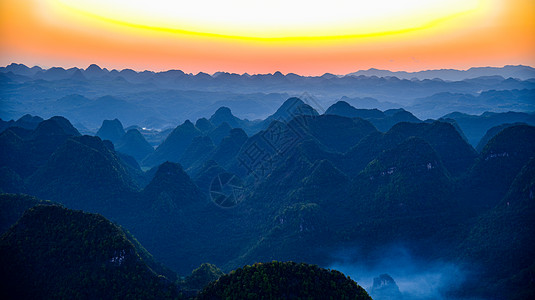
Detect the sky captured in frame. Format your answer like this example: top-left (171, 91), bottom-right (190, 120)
top-left (0, 0), bottom-right (534, 75)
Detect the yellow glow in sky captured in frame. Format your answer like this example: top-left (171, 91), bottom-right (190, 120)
top-left (52, 0), bottom-right (481, 38)
top-left (1, 0), bottom-right (533, 74)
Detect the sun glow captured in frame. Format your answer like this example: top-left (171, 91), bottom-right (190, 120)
top-left (50, 0), bottom-right (482, 39)
top-left (1, 0), bottom-right (533, 74)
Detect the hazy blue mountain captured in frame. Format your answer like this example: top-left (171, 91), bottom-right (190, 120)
top-left (325, 101), bottom-right (421, 132)
top-left (27, 135), bottom-right (138, 213)
top-left (116, 128), bottom-right (154, 162)
top-left (31, 115), bottom-right (81, 138)
top-left (369, 274), bottom-right (403, 300)
top-left (476, 122), bottom-right (527, 152)
top-left (142, 162), bottom-right (205, 211)
top-left (434, 117), bottom-right (470, 144)
top-left (209, 107), bottom-right (243, 128)
top-left (260, 97), bottom-right (319, 127)
top-left (69, 68), bottom-right (87, 82)
top-left (441, 110), bottom-right (535, 148)
top-left (291, 114), bottom-right (377, 153)
top-left (348, 65), bottom-right (535, 81)
top-left (77, 96), bottom-right (151, 128)
top-left (195, 117), bottom-right (214, 133)
top-left (142, 120), bottom-right (202, 167)
top-left (208, 128), bottom-right (248, 168)
top-left (0, 63), bottom-right (43, 76)
top-left (207, 121), bottom-right (232, 145)
top-left (0, 114), bottom-right (43, 133)
top-left (341, 121), bottom-right (476, 177)
top-left (96, 118), bottom-right (125, 143)
top-left (459, 125), bottom-right (535, 212)
top-left (84, 63), bottom-right (109, 79)
top-left (127, 125), bottom-right (174, 147)
top-left (0, 116), bottom-right (81, 180)
top-left (179, 136), bottom-right (215, 169)
top-left (410, 89), bottom-right (535, 119)
top-left (33, 66), bottom-right (73, 81)
top-left (3, 64), bottom-right (534, 127)
top-left (325, 100), bottom-right (384, 119)
top-left (54, 94), bottom-right (91, 109)
top-left (334, 95), bottom-right (399, 111)
top-left (192, 160), bottom-right (228, 193)
top-left (374, 108), bottom-right (422, 131)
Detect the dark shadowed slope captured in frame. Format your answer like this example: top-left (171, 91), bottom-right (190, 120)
top-left (27, 135), bottom-right (138, 213)
top-left (116, 128), bottom-right (154, 162)
top-left (475, 122), bottom-right (527, 152)
top-left (0, 116), bottom-right (81, 180)
top-left (0, 204), bottom-right (179, 299)
top-left (0, 193), bottom-right (50, 233)
top-left (459, 125), bottom-right (535, 212)
top-left (459, 157), bottom-right (535, 300)
top-left (341, 121), bottom-right (476, 177)
top-left (441, 111), bottom-right (535, 147)
top-left (142, 120), bottom-right (202, 167)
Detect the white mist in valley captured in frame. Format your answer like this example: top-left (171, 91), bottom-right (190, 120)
top-left (328, 245), bottom-right (472, 300)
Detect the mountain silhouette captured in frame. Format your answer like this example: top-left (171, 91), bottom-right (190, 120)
top-left (325, 101), bottom-right (421, 131)
top-left (341, 121), bottom-right (476, 177)
top-left (209, 128), bottom-right (248, 169)
top-left (0, 116), bottom-right (81, 180)
top-left (179, 136), bottom-right (215, 169)
top-left (115, 128), bottom-right (154, 162)
top-left (475, 122), bottom-right (527, 152)
top-left (27, 135), bottom-right (138, 213)
top-left (459, 157), bottom-right (535, 299)
top-left (0, 114), bottom-right (43, 133)
top-left (440, 111), bottom-right (535, 147)
top-left (460, 124), bottom-right (535, 212)
top-left (209, 107), bottom-right (243, 128)
top-left (325, 100), bottom-right (384, 119)
top-left (96, 118), bottom-right (125, 144)
top-left (260, 97), bottom-right (318, 128)
top-left (198, 261), bottom-right (371, 299)
top-left (0, 204), bottom-right (178, 299)
top-left (141, 161), bottom-right (205, 212)
top-left (142, 120), bottom-right (202, 167)
top-left (195, 117), bottom-right (214, 133)
top-left (207, 121), bottom-right (232, 145)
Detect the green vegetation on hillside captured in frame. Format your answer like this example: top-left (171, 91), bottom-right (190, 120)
top-left (0, 204), bottom-right (179, 299)
top-left (197, 261), bottom-right (371, 299)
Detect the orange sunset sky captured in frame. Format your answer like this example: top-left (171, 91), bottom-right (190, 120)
top-left (1, 0), bottom-right (534, 75)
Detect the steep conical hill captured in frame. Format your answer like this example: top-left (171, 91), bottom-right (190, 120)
top-left (116, 128), bottom-right (154, 161)
top-left (27, 135), bottom-right (138, 212)
top-left (142, 161), bottom-right (205, 212)
top-left (142, 120), bottom-right (201, 167)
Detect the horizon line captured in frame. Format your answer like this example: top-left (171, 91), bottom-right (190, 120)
top-left (2, 62), bottom-right (534, 78)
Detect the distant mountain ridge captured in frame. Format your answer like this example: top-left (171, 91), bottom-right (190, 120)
top-left (2, 63), bottom-right (534, 128)
top-left (348, 65), bottom-right (535, 81)
top-left (3, 63), bottom-right (534, 80)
